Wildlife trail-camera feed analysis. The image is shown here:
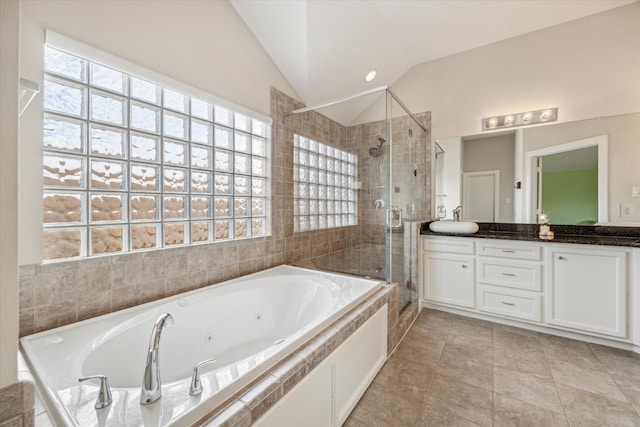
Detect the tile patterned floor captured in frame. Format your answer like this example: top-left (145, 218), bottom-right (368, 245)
top-left (345, 308), bottom-right (640, 426)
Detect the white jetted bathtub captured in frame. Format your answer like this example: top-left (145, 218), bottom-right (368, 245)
top-left (20, 265), bottom-right (382, 426)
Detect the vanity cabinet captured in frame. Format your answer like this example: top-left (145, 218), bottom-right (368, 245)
top-left (421, 235), bottom-right (632, 342)
top-left (422, 238), bottom-right (475, 308)
top-left (546, 246), bottom-right (627, 338)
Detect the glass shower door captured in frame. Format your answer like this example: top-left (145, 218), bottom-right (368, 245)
top-left (385, 94), bottom-right (426, 310)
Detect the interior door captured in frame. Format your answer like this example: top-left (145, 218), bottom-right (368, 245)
top-left (462, 170), bottom-right (500, 221)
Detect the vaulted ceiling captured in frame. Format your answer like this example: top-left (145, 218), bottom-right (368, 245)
top-left (231, 0), bottom-right (634, 117)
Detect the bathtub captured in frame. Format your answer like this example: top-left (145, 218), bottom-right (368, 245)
top-left (20, 265), bottom-right (382, 426)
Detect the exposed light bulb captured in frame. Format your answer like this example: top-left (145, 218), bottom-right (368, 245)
top-left (503, 115), bottom-right (515, 126)
top-left (539, 109), bottom-right (553, 121)
top-left (522, 112), bottom-right (533, 123)
top-left (365, 70), bottom-right (377, 82)
top-left (488, 117), bottom-right (498, 128)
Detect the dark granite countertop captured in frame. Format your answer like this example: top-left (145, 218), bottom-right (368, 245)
top-left (420, 222), bottom-right (640, 248)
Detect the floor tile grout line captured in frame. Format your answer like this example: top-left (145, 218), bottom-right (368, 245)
top-left (589, 342), bottom-right (640, 418)
top-left (351, 309), bottom-right (640, 426)
top-left (542, 338), bottom-right (576, 426)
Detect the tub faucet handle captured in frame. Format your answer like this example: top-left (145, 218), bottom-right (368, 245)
top-left (79, 375), bottom-right (112, 409)
top-left (189, 356), bottom-right (217, 396)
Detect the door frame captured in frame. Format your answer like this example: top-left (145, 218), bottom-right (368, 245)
top-left (523, 135), bottom-right (608, 223)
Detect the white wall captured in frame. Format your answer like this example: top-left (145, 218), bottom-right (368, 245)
top-left (392, 2), bottom-right (640, 140)
top-left (0, 0), bottom-right (20, 387)
top-left (19, 0), bottom-right (299, 265)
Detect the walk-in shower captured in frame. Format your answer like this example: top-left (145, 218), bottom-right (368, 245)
top-left (284, 86), bottom-right (431, 311)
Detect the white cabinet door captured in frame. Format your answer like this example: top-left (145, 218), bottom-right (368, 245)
top-left (547, 247), bottom-right (627, 338)
top-left (423, 252), bottom-right (475, 308)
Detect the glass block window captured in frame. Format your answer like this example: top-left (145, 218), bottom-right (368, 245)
top-left (42, 45), bottom-right (270, 261)
top-left (293, 134), bottom-right (357, 232)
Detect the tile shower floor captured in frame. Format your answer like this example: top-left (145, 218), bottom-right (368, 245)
top-left (345, 308), bottom-right (640, 426)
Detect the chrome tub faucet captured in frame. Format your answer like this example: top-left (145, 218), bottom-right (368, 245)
top-left (140, 313), bottom-right (174, 405)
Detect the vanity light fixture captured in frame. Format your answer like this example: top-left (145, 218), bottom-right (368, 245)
top-left (482, 107), bottom-right (558, 131)
top-left (364, 70), bottom-right (377, 82)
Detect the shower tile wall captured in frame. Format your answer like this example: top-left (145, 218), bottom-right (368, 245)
top-left (274, 87), bottom-right (430, 342)
top-left (273, 90), bottom-right (351, 266)
top-left (345, 113), bottom-right (431, 308)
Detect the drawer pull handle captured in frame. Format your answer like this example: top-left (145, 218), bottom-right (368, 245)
top-left (501, 250), bottom-right (516, 253)
top-left (501, 273), bottom-right (516, 277)
top-left (558, 256), bottom-right (566, 260)
top-left (501, 301), bottom-right (515, 306)
top-left (461, 264), bottom-right (468, 269)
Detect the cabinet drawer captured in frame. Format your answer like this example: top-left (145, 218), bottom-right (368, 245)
top-left (477, 258), bottom-right (542, 291)
top-left (477, 241), bottom-right (541, 261)
top-left (423, 237), bottom-right (474, 254)
top-left (478, 285), bottom-right (542, 322)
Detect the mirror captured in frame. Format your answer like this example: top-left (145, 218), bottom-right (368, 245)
top-left (434, 112), bottom-right (640, 225)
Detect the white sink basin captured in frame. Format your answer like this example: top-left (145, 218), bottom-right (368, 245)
top-left (429, 220), bottom-right (479, 234)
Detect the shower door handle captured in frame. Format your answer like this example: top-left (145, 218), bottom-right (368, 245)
top-left (386, 206), bottom-right (402, 228)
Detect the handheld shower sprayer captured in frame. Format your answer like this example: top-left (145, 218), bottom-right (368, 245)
top-left (368, 137), bottom-right (386, 158)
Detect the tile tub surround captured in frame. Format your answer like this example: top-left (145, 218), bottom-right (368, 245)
top-left (191, 283), bottom-right (397, 426)
top-left (18, 238), bottom-right (284, 336)
top-left (0, 379), bottom-right (35, 427)
top-left (345, 308), bottom-right (640, 426)
top-left (421, 221), bottom-right (640, 247)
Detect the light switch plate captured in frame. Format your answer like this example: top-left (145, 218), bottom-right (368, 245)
top-left (633, 186), bottom-right (640, 198)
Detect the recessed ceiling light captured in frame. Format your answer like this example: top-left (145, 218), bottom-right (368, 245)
top-left (365, 70), bottom-right (377, 82)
